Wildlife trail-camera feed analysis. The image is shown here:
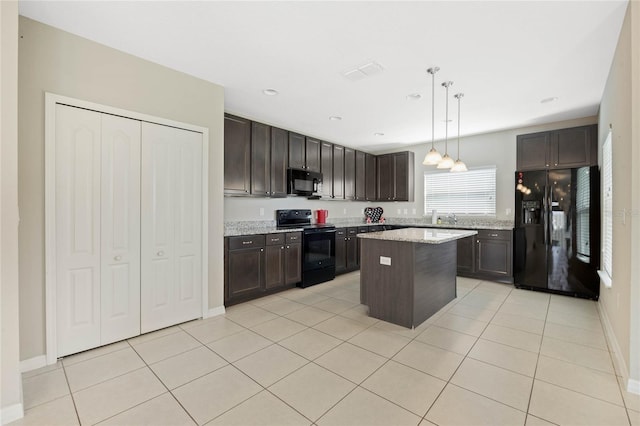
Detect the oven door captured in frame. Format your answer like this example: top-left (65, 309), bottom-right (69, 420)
top-left (303, 229), bottom-right (336, 271)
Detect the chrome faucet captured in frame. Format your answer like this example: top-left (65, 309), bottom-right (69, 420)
top-left (447, 213), bottom-right (458, 225)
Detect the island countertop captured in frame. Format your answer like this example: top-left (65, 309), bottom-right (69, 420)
top-left (357, 227), bottom-right (477, 244)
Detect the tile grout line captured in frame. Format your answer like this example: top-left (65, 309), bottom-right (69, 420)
top-left (59, 357), bottom-right (82, 425)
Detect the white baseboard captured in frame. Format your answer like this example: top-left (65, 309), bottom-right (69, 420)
top-left (597, 302), bottom-right (630, 379)
top-left (20, 355), bottom-right (47, 373)
top-left (1, 403), bottom-right (24, 425)
top-left (205, 305), bottom-right (226, 319)
top-left (628, 378), bottom-right (640, 395)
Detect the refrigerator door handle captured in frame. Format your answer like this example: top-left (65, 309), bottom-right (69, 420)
top-left (543, 184), bottom-right (549, 245)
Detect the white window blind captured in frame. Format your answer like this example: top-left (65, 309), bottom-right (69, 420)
top-left (575, 167), bottom-right (591, 260)
top-left (424, 167), bottom-right (496, 216)
top-left (601, 132), bottom-right (613, 284)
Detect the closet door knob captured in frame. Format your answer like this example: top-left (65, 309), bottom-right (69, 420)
top-left (114, 255), bottom-right (122, 261)
top-left (157, 251), bottom-right (164, 256)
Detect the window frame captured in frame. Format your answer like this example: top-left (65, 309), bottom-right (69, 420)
top-left (598, 131), bottom-right (613, 288)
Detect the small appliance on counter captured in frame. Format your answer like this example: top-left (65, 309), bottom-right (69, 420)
top-left (277, 209), bottom-right (336, 288)
top-left (316, 209), bottom-right (328, 224)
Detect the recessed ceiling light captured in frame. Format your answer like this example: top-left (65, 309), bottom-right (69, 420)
top-left (329, 116), bottom-right (342, 121)
top-left (374, 132), bottom-right (385, 136)
top-left (262, 88), bottom-right (279, 96)
top-left (541, 96), bottom-right (558, 104)
top-left (407, 93), bottom-right (422, 100)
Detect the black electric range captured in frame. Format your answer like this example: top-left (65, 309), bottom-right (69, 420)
top-left (276, 210), bottom-right (336, 288)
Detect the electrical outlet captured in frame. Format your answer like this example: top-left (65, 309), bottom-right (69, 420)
top-left (403, 209), bottom-right (408, 215)
top-left (505, 208), bottom-right (512, 216)
top-left (379, 256), bottom-right (392, 266)
top-left (412, 208), bottom-right (416, 215)
top-left (259, 207), bottom-right (265, 216)
top-left (343, 208), bottom-right (347, 215)
top-left (397, 208), bottom-right (401, 214)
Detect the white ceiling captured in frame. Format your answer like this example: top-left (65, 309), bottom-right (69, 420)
top-left (19, 1), bottom-right (628, 152)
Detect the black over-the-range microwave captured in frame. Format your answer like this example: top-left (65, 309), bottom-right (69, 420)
top-left (287, 168), bottom-right (323, 197)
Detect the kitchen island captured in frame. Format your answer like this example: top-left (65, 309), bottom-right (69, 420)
top-left (358, 228), bottom-right (477, 328)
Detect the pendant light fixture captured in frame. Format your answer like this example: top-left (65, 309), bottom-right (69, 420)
top-left (450, 92), bottom-right (468, 172)
top-left (422, 67), bottom-right (443, 165)
top-left (437, 81), bottom-right (455, 169)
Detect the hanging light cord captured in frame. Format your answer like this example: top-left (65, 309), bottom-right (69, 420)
top-left (456, 93), bottom-right (463, 158)
top-left (427, 67), bottom-right (439, 149)
top-left (442, 81), bottom-right (453, 154)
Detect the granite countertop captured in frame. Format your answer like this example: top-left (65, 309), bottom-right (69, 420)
top-left (357, 227), bottom-right (478, 244)
top-left (333, 219), bottom-right (513, 231)
top-left (224, 221), bottom-right (304, 237)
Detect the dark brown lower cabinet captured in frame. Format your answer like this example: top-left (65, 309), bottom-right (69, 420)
top-left (226, 232), bottom-right (301, 305)
top-left (456, 229), bottom-right (513, 283)
top-left (335, 228), bottom-right (347, 274)
top-left (346, 227), bottom-right (359, 271)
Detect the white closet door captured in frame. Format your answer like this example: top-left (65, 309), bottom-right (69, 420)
top-left (100, 114), bottom-right (141, 344)
top-left (141, 122), bottom-right (202, 332)
top-left (55, 105), bottom-right (102, 356)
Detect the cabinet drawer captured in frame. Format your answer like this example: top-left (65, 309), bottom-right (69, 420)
top-left (286, 232), bottom-right (302, 243)
top-left (477, 230), bottom-right (511, 241)
top-left (228, 235), bottom-right (265, 250)
top-left (347, 227), bottom-right (358, 236)
top-left (266, 234), bottom-right (285, 246)
top-left (357, 227), bottom-right (369, 233)
top-left (336, 228), bottom-right (346, 238)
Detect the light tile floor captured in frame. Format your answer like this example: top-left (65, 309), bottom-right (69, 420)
top-left (12, 273), bottom-right (640, 425)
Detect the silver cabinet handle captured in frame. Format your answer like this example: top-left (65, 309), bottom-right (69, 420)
top-left (489, 233), bottom-right (498, 237)
top-left (260, 248), bottom-right (264, 252)
top-left (114, 255), bottom-right (122, 261)
top-left (286, 245), bottom-right (290, 249)
top-left (281, 246), bottom-right (285, 250)
top-left (242, 241), bottom-right (253, 245)
top-left (157, 251), bottom-right (164, 256)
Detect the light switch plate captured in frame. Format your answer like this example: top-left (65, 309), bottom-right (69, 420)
top-left (380, 256), bottom-right (391, 266)
top-left (259, 207), bottom-right (265, 216)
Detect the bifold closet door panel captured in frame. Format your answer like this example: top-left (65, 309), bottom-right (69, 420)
top-left (100, 114), bottom-right (142, 344)
top-left (141, 122), bottom-right (203, 333)
top-left (55, 105), bottom-right (102, 357)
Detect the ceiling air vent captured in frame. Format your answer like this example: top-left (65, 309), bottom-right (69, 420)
top-left (342, 61), bottom-right (384, 81)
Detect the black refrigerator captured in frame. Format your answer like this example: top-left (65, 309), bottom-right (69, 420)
top-left (513, 166), bottom-right (601, 299)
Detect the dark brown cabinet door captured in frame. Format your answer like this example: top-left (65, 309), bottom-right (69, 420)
top-left (393, 152), bottom-right (414, 202)
top-left (265, 245), bottom-right (285, 289)
top-left (551, 125), bottom-right (596, 168)
top-left (288, 132), bottom-right (306, 169)
top-left (335, 228), bottom-right (347, 274)
top-left (517, 132), bottom-right (550, 170)
top-left (365, 153), bottom-right (377, 201)
top-left (284, 243), bottom-right (302, 285)
top-left (320, 142), bottom-right (334, 198)
top-left (305, 137), bottom-right (321, 172)
top-left (355, 150), bottom-right (366, 201)
top-left (457, 236), bottom-right (476, 275)
top-left (377, 154), bottom-right (393, 201)
top-left (270, 127), bottom-right (288, 197)
top-left (251, 122), bottom-right (270, 196)
top-left (227, 247), bottom-right (265, 300)
top-left (333, 145), bottom-right (345, 199)
top-left (475, 230), bottom-right (512, 278)
top-left (344, 148), bottom-right (356, 200)
top-left (224, 114), bottom-right (251, 195)
top-left (346, 228), bottom-right (358, 270)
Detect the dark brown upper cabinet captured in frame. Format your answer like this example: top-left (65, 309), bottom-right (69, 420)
top-left (355, 150), bottom-right (366, 201)
top-left (305, 137), bottom-right (321, 172)
top-left (320, 141), bottom-right (334, 198)
top-left (288, 132), bottom-right (306, 169)
top-left (377, 151), bottom-right (414, 202)
top-left (288, 132), bottom-right (321, 172)
top-left (270, 127), bottom-right (289, 197)
top-left (251, 122), bottom-right (270, 197)
top-left (224, 114), bottom-right (251, 195)
top-left (344, 148), bottom-right (356, 200)
top-left (365, 153), bottom-right (377, 201)
top-left (516, 124), bottom-right (597, 171)
top-left (333, 145), bottom-right (345, 199)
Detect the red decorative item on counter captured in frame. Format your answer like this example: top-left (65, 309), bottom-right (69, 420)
top-left (316, 209), bottom-right (329, 224)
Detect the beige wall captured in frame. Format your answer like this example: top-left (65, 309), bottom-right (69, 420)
top-left (225, 117), bottom-right (597, 223)
top-left (598, 0), bottom-right (639, 385)
top-left (1, 0), bottom-right (24, 421)
top-left (18, 17), bottom-right (225, 361)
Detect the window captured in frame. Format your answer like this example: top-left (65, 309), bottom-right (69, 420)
top-left (600, 131), bottom-right (613, 287)
top-left (575, 167), bottom-right (591, 261)
top-left (424, 166), bottom-right (496, 216)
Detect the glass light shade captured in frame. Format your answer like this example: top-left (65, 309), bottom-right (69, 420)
top-left (437, 153), bottom-right (454, 169)
top-left (422, 147), bottom-right (443, 165)
top-left (450, 159), bottom-right (468, 172)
